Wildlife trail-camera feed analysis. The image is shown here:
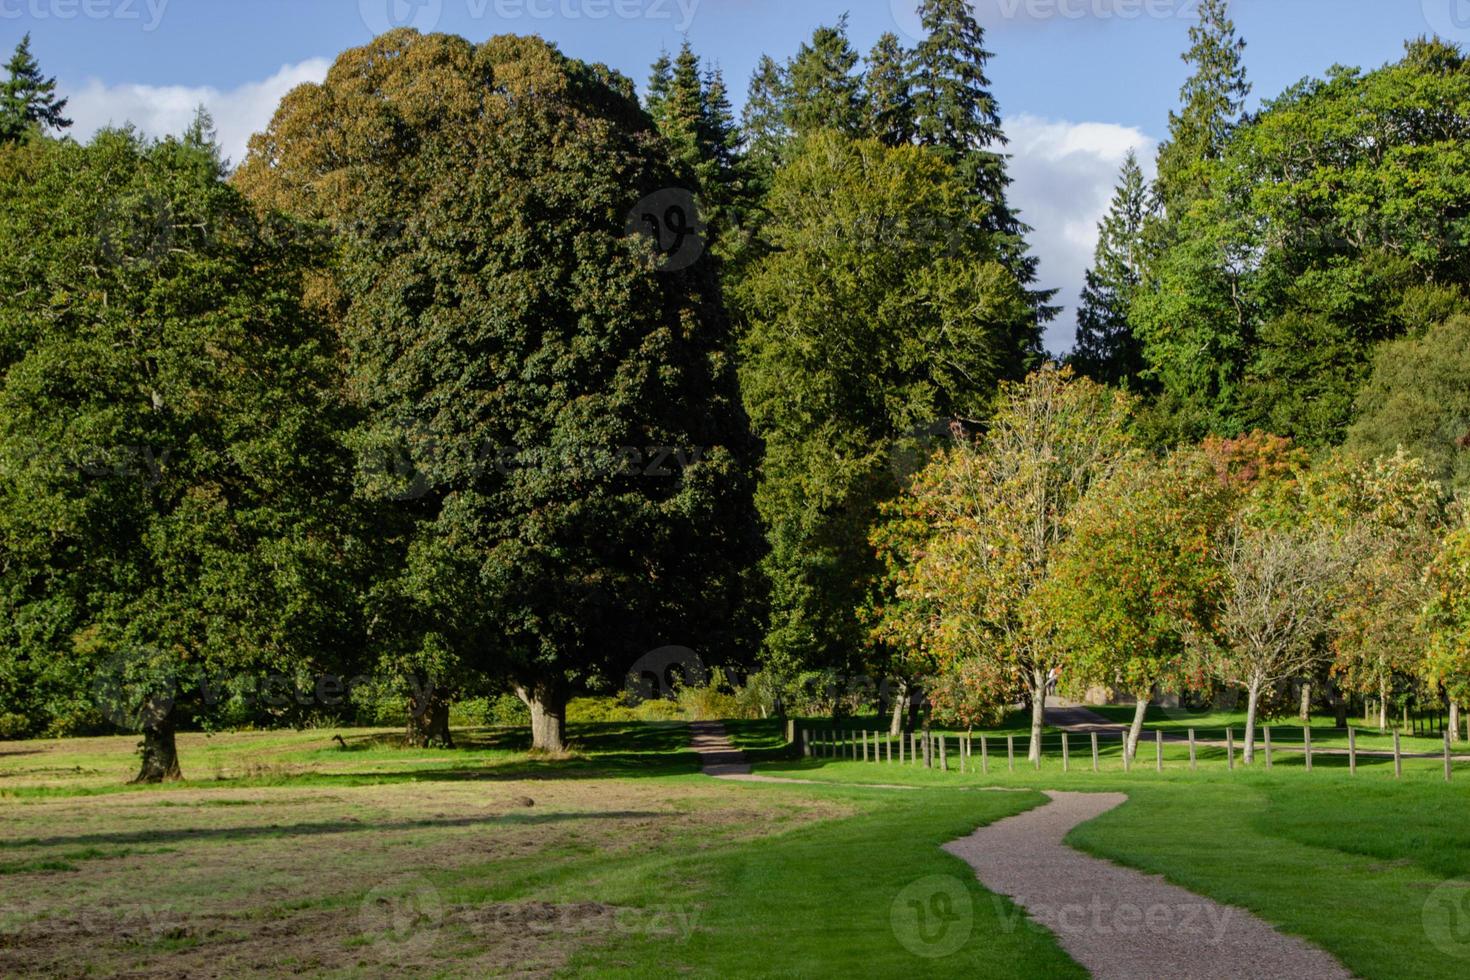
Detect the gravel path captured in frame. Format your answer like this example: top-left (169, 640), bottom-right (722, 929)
top-left (688, 720), bottom-right (753, 776)
top-left (945, 791), bottom-right (1354, 979)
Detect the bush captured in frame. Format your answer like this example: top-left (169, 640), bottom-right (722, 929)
top-left (486, 693), bottom-right (531, 727)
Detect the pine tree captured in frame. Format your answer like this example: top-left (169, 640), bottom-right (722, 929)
top-left (785, 15), bottom-right (862, 139)
top-left (1155, 0), bottom-right (1250, 215)
top-left (864, 32), bottom-right (915, 146)
top-left (0, 34), bottom-right (71, 143)
top-left (910, 0), bottom-right (1053, 331)
top-left (1072, 151), bottom-right (1153, 386)
top-left (742, 55), bottom-right (790, 180)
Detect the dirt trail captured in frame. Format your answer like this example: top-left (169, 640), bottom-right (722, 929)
top-left (944, 791), bottom-right (1354, 979)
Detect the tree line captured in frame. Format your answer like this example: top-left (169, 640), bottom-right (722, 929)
top-left (2, 1), bottom-right (1470, 781)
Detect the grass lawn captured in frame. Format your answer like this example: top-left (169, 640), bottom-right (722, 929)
top-left (0, 725), bottom-right (1078, 978)
top-left (4, 719), bottom-right (1469, 977)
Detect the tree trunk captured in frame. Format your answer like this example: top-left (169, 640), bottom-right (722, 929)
top-left (907, 687), bottom-right (923, 732)
top-left (517, 682), bottom-right (567, 753)
top-left (1028, 670), bottom-right (1046, 763)
top-left (1451, 701), bottom-right (1461, 744)
top-left (1125, 693), bottom-right (1149, 763)
top-left (1378, 678), bottom-right (1389, 731)
top-left (889, 681), bottom-right (906, 736)
top-left (1299, 681), bottom-right (1312, 724)
top-left (1244, 680), bottom-right (1261, 765)
top-left (405, 680), bottom-right (453, 749)
top-left (1333, 686), bottom-right (1349, 729)
top-left (132, 708), bottom-right (182, 784)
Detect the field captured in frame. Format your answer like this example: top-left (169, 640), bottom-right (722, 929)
top-left (3, 721), bottom-right (1469, 978)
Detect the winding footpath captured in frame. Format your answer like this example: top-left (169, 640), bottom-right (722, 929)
top-left (945, 791), bottom-right (1352, 979)
top-left (688, 721), bottom-right (1354, 979)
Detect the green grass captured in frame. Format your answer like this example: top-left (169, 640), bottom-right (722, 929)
top-left (5, 719), bottom-right (1470, 977)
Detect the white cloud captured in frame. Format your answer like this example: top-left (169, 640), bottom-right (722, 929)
top-left (1003, 113), bottom-right (1157, 355)
top-left (63, 59), bottom-right (331, 169)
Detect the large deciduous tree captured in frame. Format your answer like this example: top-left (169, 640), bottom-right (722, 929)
top-left (0, 125), bottom-right (353, 781)
top-left (238, 30), bottom-right (758, 751)
top-left (1424, 523), bottom-right (1470, 742)
top-left (1041, 447), bottom-right (1234, 761)
top-left (874, 368), bottom-right (1135, 761)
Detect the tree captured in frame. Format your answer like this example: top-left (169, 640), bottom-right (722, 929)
top-left (1154, 0), bottom-right (1249, 216)
top-left (737, 131), bottom-right (1036, 693)
top-left (910, 0), bottom-right (1050, 316)
top-left (874, 368), bottom-right (1136, 762)
top-left (741, 55), bottom-right (790, 180)
top-left (1301, 450), bottom-right (1448, 730)
top-left (1135, 40), bottom-right (1470, 446)
top-left (0, 34), bottom-right (71, 143)
top-left (785, 16), bottom-right (863, 139)
top-left (1041, 447), bottom-right (1234, 762)
top-left (864, 32), bottom-right (915, 147)
top-left (0, 127), bottom-right (353, 781)
top-left (1349, 311), bottom-right (1470, 495)
top-left (1184, 509), bottom-right (1358, 764)
top-left (1072, 151), bottom-right (1152, 387)
top-left (1424, 523), bottom-right (1470, 743)
top-left (645, 44), bottom-right (750, 261)
top-left (238, 30), bottom-right (759, 752)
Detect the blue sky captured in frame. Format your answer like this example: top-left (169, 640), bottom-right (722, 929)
top-left (7, 0), bottom-right (1464, 350)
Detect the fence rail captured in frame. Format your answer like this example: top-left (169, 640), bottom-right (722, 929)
top-left (795, 722), bottom-right (1467, 782)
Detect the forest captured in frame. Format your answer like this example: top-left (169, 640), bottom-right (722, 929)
top-left (2, 0), bottom-right (1469, 786)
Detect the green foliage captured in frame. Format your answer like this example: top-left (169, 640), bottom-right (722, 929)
top-left (736, 131), bottom-right (1035, 677)
top-left (237, 30), bottom-right (761, 735)
top-left (1072, 151), bottom-right (1152, 387)
top-left (1136, 39), bottom-right (1470, 445)
top-left (863, 32), bottom-right (915, 146)
top-left (1153, 0), bottom-right (1249, 215)
top-left (1043, 448), bottom-right (1235, 700)
top-left (873, 368), bottom-right (1137, 743)
top-left (1349, 311), bottom-right (1470, 494)
top-left (1423, 522), bottom-right (1470, 705)
top-left (0, 34), bottom-right (70, 143)
top-left (0, 128), bottom-right (354, 768)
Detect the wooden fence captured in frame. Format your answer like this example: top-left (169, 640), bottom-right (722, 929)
top-left (795, 724), bottom-right (1464, 782)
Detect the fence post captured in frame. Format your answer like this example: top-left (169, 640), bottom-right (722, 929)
top-left (801, 729), bottom-right (809, 758)
top-left (1348, 726), bottom-right (1356, 775)
top-left (1188, 729), bottom-right (1197, 771)
top-left (923, 732), bottom-right (932, 769)
top-left (1227, 728), bottom-right (1235, 771)
top-left (1155, 730), bottom-right (1163, 772)
top-left (851, 730), bottom-right (858, 761)
top-left (1091, 732), bottom-right (1099, 772)
top-left (1394, 730), bottom-right (1402, 779)
top-left (863, 730), bottom-right (870, 762)
top-left (940, 735), bottom-right (948, 772)
top-left (886, 733), bottom-right (893, 764)
top-left (1446, 731), bottom-right (1453, 783)
top-left (786, 719), bottom-right (795, 744)
top-left (1264, 726), bottom-right (1272, 770)
top-left (1062, 732), bottom-right (1070, 773)
top-left (981, 734), bottom-right (989, 774)
top-left (1007, 735), bottom-right (1015, 772)
top-left (1303, 726), bottom-right (1312, 772)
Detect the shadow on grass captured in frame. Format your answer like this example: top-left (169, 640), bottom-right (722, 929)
top-left (4, 809), bottom-right (666, 852)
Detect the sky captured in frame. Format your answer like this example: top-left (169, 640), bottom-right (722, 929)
top-left (7, 0), bottom-right (1465, 352)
